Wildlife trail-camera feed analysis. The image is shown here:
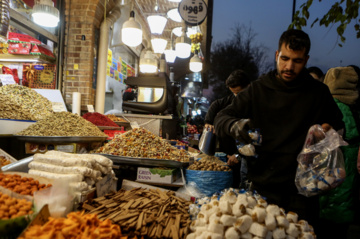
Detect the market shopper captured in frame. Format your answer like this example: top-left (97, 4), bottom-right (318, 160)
top-left (214, 29), bottom-right (344, 232)
top-left (204, 69), bottom-right (251, 188)
top-left (319, 65), bottom-right (360, 238)
top-left (308, 66), bottom-right (325, 82)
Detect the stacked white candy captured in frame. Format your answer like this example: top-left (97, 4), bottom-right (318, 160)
top-left (28, 151), bottom-right (115, 195)
top-left (187, 190), bottom-right (316, 239)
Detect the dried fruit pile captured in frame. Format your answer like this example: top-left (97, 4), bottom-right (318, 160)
top-left (0, 84), bottom-right (53, 120)
top-left (15, 112), bottom-right (107, 137)
top-left (96, 128), bottom-right (190, 162)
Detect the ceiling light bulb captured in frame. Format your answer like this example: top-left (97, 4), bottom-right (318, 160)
top-left (122, 11), bottom-right (143, 47)
top-left (151, 38), bottom-right (168, 54)
top-left (147, 15), bottom-right (167, 35)
top-left (190, 52), bottom-right (203, 72)
top-left (32, 0), bottom-right (59, 27)
top-left (175, 31), bottom-right (191, 58)
top-left (164, 49), bottom-right (176, 63)
top-left (172, 27), bottom-right (182, 37)
top-left (167, 8), bottom-right (182, 22)
top-left (140, 50), bottom-right (158, 73)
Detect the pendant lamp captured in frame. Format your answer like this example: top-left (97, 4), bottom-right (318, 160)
top-left (147, 15), bottom-right (167, 35)
top-left (167, 8), bottom-right (182, 22)
top-left (164, 48), bottom-right (176, 63)
top-left (175, 30), bottom-right (191, 59)
top-left (122, 11), bottom-right (142, 47)
top-left (151, 38), bottom-right (167, 54)
top-left (189, 50), bottom-right (202, 72)
top-left (32, 0), bottom-right (59, 27)
top-left (140, 50), bottom-right (158, 73)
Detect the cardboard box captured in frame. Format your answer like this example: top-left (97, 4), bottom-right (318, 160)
top-left (137, 167), bottom-right (180, 184)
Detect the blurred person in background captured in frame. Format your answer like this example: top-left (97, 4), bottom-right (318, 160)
top-left (320, 65), bottom-right (360, 239)
top-left (204, 69), bottom-right (251, 188)
top-left (308, 66), bottom-right (325, 82)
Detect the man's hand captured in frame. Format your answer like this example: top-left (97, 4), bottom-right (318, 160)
top-left (204, 124), bottom-right (215, 133)
top-left (227, 154), bottom-right (239, 166)
top-left (230, 119), bottom-right (252, 144)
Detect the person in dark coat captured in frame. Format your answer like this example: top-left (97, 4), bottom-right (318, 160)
top-left (214, 29), bottom-right (344, 233)
top-left (319, 65), bottom-right (360, 238)
top-left (204, 70), bottom-right (251, 188)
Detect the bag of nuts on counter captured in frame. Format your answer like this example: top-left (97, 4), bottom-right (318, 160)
top-left (295, 124), bottom-right (348, 197)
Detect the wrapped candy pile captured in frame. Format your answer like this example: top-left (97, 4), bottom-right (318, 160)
top-left (187, 189), bottom-right (316, 239)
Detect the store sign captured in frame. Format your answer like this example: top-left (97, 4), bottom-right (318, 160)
top-left (179, 0), bottom-right (207, 26)
top-left (0, 74), bottom-right (16, 85)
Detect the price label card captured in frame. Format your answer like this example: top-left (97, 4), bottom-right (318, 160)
top-left (0, 74), bottom-right (16, 85)
top-left (179, 0), bottom-right (208, 26)
top-left (52, 102), bottom-right (67, 112)
top-left (87, 105), bottom-right (95, 112)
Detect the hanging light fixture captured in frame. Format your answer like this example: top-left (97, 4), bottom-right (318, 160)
top-left (147, 15), bottom-right (167, 35)
top-left (172, 27), bottom-right (182, 37)
top-left (151, 38), bottom-right (167, 54)
top-left (175, 28), bottom-right (191, 58)
top-left (164, 49), bottom-right (176, 63)
top-left (32, 0), bottom-right (59, 28)
top-left (190, 50), bottom-right (203, 72)
top-left (167, 0), bottom-right (181, 2)
top-left (140, 50), bottom-right (158, 73)
top-left (122, 10), bottom-right (143, 47)
top-left (167, 8), bottom-right (182, 22)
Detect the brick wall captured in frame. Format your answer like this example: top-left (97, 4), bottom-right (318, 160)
top-left (62, 0), bottom-right (117, 111)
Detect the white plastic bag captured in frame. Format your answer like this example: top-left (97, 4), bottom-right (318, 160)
top-left (295, 124), bottom-right (348, 197)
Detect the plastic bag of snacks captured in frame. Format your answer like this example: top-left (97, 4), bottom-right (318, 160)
top-left (295, 124), bottom-right (348, 197)
top-left (236, 128), bottom-right (262, 157)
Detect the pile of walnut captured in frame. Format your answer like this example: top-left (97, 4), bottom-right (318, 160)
top-left (82, 187), bottom-right (192, 239)
top-left (188, 161), bottom-right (231, 172)
top-left (187, 190), bottom-right (316, 239)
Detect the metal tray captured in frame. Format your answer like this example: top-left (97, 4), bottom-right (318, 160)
top-left (97, 126), bottom-right (122, 130)
top-left (98, 154), bottom-right (191, 168)
top-left (14, 135), bottom-right (108, 143)
top-left (114, 121), bottom-right (130, 127)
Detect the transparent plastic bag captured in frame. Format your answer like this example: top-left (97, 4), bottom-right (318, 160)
top-left (295, 124), bottom-right (348, 197)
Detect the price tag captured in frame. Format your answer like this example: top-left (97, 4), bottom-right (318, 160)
top-left (87, 105), bottom-right (95, 112)
top-left (52, 102), bottom-right (67, 112)
top-left (0, 74), bottom-right (16, 85)
top-left (130, 121), bottom-right (139, 129)
top-left (179, 0), bottom-right (208, 26)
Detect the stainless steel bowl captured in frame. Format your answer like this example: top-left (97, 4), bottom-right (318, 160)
top-left (199, 128), bottom-right (217, 156)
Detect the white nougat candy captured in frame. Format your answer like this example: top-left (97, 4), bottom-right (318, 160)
top-left (257, 198), bottom-right (268, 207)
top-left (286, 211), bottom-right (298, 223)
top-left (190, 219), bottom-right (206, 231)
top-left (286, 235), bottom-right (296, 239)
top-left (220, 214), bottom-right (237, 227)
top-left (208, 219), bottom-right (224, 235)
top-left (297, 220), bottom-right (310, 232)
top-left (236, 193), bottom-right (249, 206)
top-left (276, 215), bottom-right (289, 228)
top-left (252, 205), bottom-right (266, 223)
top-left (246, 207), bottom-right (253, 215)
top-left (234, 215), bottom-right (252, 234)
top-left (265, 231), bottom-right (273, 239)
top-left (194, 226), bottom-right (208, 236)
top-left (186, 232), bottom-right (196, 239)
top-left (248, 222), bottom-right (268, 238)
top-left (209, 211), bottom-right (222, 223)
top-left (266, 204), bottom-right (281, 216)
top-left (220, 191), bottom-right (237, 204)
top-left (300, 232), bottom-right (315, 239)
top-left (224, 227), bottom-right (240, 239)
top-left (272, 227), bottom-right (286, 239)
top-left (197, 231), bottom-right (222, 239)
top-left (265, 213), bottom-right (277, 231)
top-left (240, 232), bottom-right (252, 239)
top-left (197, 212), bottom-right (208, 223)
top-left (210, 199), bottom-right (220, 207)
top-left (286, 223), bottom-right (300, 238)
top-left (233, 202), bottom-right (247, 217)
top-left (219, 200), bottom-right (233, 214)
top-left (247, 196), bottom-right (257, 208)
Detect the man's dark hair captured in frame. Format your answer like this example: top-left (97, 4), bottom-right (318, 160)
top-left (225, 70), bottom-right (251, 88)
top-left (278, 29), bottom-right (311, 55)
